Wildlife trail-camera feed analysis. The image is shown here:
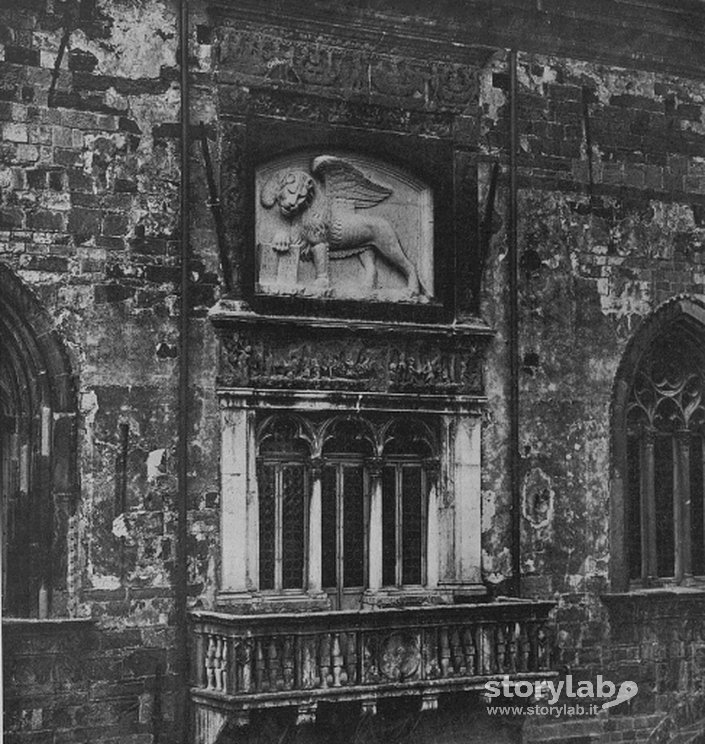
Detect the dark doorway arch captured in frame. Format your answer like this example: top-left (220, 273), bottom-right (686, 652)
top-left (0, 263), bottom-right (78, 617)
top-left (610, 296), bottom-right (705, 591)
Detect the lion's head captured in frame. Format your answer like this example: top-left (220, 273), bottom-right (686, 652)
top-left (260, 170), bottom-right (315, 219)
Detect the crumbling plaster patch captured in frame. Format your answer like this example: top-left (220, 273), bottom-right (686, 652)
top-left (70, 0), bottom-right (177, 80)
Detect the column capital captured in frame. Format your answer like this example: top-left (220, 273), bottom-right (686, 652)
top-left (368, 457), bottom-right (384, 479)
top-left (675, 428), bottom-right (692, 445)
top-left (310, 457), bottom-right (323, 478)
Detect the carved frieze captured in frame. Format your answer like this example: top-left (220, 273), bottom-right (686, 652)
top-left (256, 152), bottom-right (434, 303)
top-left (220, 88), bottom-right (454, 139)
top-left (220, 333), bottom-right (382, 391)
top-left (216, 324), bottom-right (484, 396)
top-left (216, 27), bottom-right (478, 111)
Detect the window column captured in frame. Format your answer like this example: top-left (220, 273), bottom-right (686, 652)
top-left (367, 457), bottom-right (383, 593)
top-left (675, 429), bottom-right (693, 583)
top-left (639, 429), bottom-right (657, 582)
top-left (425, 460), bottom-right (440, 590)
top-left (451, 414), bottom-right (482, 587)
top-left (308, 457), bottom-right (323, 595)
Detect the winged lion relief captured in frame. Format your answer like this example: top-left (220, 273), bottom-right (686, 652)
top-left (256, 154), bottom-right (434, 302)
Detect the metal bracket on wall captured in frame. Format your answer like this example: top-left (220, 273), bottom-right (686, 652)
top-left (200, 122), bottom-right (234, 294)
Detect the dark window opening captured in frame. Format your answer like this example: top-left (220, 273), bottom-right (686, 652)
top-left (256, 414), bottom-right (436, 598)
top-left (625, 326), bottom-right (705, 585)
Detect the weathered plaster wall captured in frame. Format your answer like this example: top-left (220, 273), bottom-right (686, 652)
top-left (3, 0), bottom-right (705, 741)
top-left (1, 0), bottom-right (220, 740)
top-left (479, 52), bottom-right (705, 730)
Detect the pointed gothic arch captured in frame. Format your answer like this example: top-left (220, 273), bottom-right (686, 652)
top-left (611, 295), bottom-right (705, 591)
top-left (0, 263), bottom-right (78, 616)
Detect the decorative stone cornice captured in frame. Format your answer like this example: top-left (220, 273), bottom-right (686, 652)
top-left (210, 302), bottom-right (492, 401)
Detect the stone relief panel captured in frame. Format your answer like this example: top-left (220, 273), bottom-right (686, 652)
top-left (217, 328), bottom-right (483, 395)
top-left (216, 26), bottom-right (480, 110)
top-left (255, 152), bottom-right (434, 303)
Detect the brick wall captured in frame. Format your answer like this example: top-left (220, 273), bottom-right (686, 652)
top-left (1, 0), bottom-right (218, 740)
top-left (3, 0), bottom-right (705, 742)
top-left (2, 620), bottom-right (176, 744)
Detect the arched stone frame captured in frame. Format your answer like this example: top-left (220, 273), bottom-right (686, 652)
top-left (610, 295), bottom-right (705, 592)
top-left (0, 263), bottom-right (78, 617)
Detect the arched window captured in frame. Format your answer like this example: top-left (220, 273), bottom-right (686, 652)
top-left (381, 419), bottom-right (434, 587)
top-left (0, 264), bottom-right (77, 617)
top-left (321, 418), bottom-right (374, 608)
top-left (251, 413), bottom-right (439, 606)
top-left (257, 416), bottom-right (310, 592)
top-left (612, 297), bottom-right (705, 589)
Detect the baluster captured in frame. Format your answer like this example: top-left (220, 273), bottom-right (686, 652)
top-left (331, 633), bottom-right (343, 687)
top-left (451, 628), bottom-right (464, 674)
top-left (478, 626), bottom-right (492, 675)
top-left (439, 626), bottom-right (451, 678)
top-left (428, 628), bottom-right (441, 679)
top-left (302, 636), bottom-right (316, 689)
top-left (519, 624), bottom-right (530, 673)
top-left (268, 637), bottom-right (281, 690)
top-left (238, 639), bottom-right (253, 693)
top-left (319, 633), bottom-right (331, 688)
top-left (507, 623), bottom-right (518, 674)
top-left (216, 636), bottom-right (228, 692)
top-left (255, 638), bottom-right (266, 691)
top-left (528, 623), bottom-right (539, 671)
top-left (205, 634), bottom-right (216, 690)
top-left (462, 627), bottom-right (475, 676)
top-left (496, 624), bottom-right (506, 673)
top-left (282, 635), bottom-right (295, 691)
top-left (537, 626), bottom-right (548, 669)
top-left (344, 632), bottom-right (357, 685)
top-left (213, 636), bottom-right (221, 691)
top-left (361, 632), bottom-right (373, 684)
top-left (223, 637), bottom-right (230, 693)
top-left (195, 632), bottom-right (206, 688)
top-left (295, 634), bottom-right (303, 690)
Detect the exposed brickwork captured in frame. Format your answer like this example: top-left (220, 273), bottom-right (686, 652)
top-left (2, 0), bottom-right (705, 742)
top-left (2, 620), bottom-right (176, 744)
top-left (1, 0), bottom-right (219, 740)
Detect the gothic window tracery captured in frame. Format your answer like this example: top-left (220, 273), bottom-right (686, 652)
top-left (626, 327), bottom-right (705, 583)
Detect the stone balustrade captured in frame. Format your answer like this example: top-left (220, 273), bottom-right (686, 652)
top-left (190, 599), bottom-right (555, 739)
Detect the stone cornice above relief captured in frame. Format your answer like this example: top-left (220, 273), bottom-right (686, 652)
top-left (210, 302), bottom-right (492, 401)
top-left (208, 2), bottom-right (499, 66)
top-left (209, 301), bottom-right (493, 339)
top-left (207, 0), bottom-right (705, 78)
top-left (217, 389), bottom-right (487, 415)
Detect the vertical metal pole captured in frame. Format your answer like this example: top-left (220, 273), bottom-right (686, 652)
top-left (509, 50), bottom-right (521, 597)
top-left (176, 0), bottom-right (190, 740)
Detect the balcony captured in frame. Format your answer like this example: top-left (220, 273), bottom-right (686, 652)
top-left (190, 600), bottom-right (555, 742)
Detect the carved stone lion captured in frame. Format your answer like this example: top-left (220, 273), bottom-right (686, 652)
top-left (260, 155), bottom-right (423, 294)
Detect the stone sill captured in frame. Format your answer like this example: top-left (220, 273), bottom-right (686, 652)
top-left (196, 598), bottom-right (556, 625)
top-left (2, 616), bottom-right (95, 629)
top-left (602, 586), bottom-right (705, 603)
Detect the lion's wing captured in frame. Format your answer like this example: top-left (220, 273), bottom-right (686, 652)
top-left (311, 155), bottom-right (392, 209)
